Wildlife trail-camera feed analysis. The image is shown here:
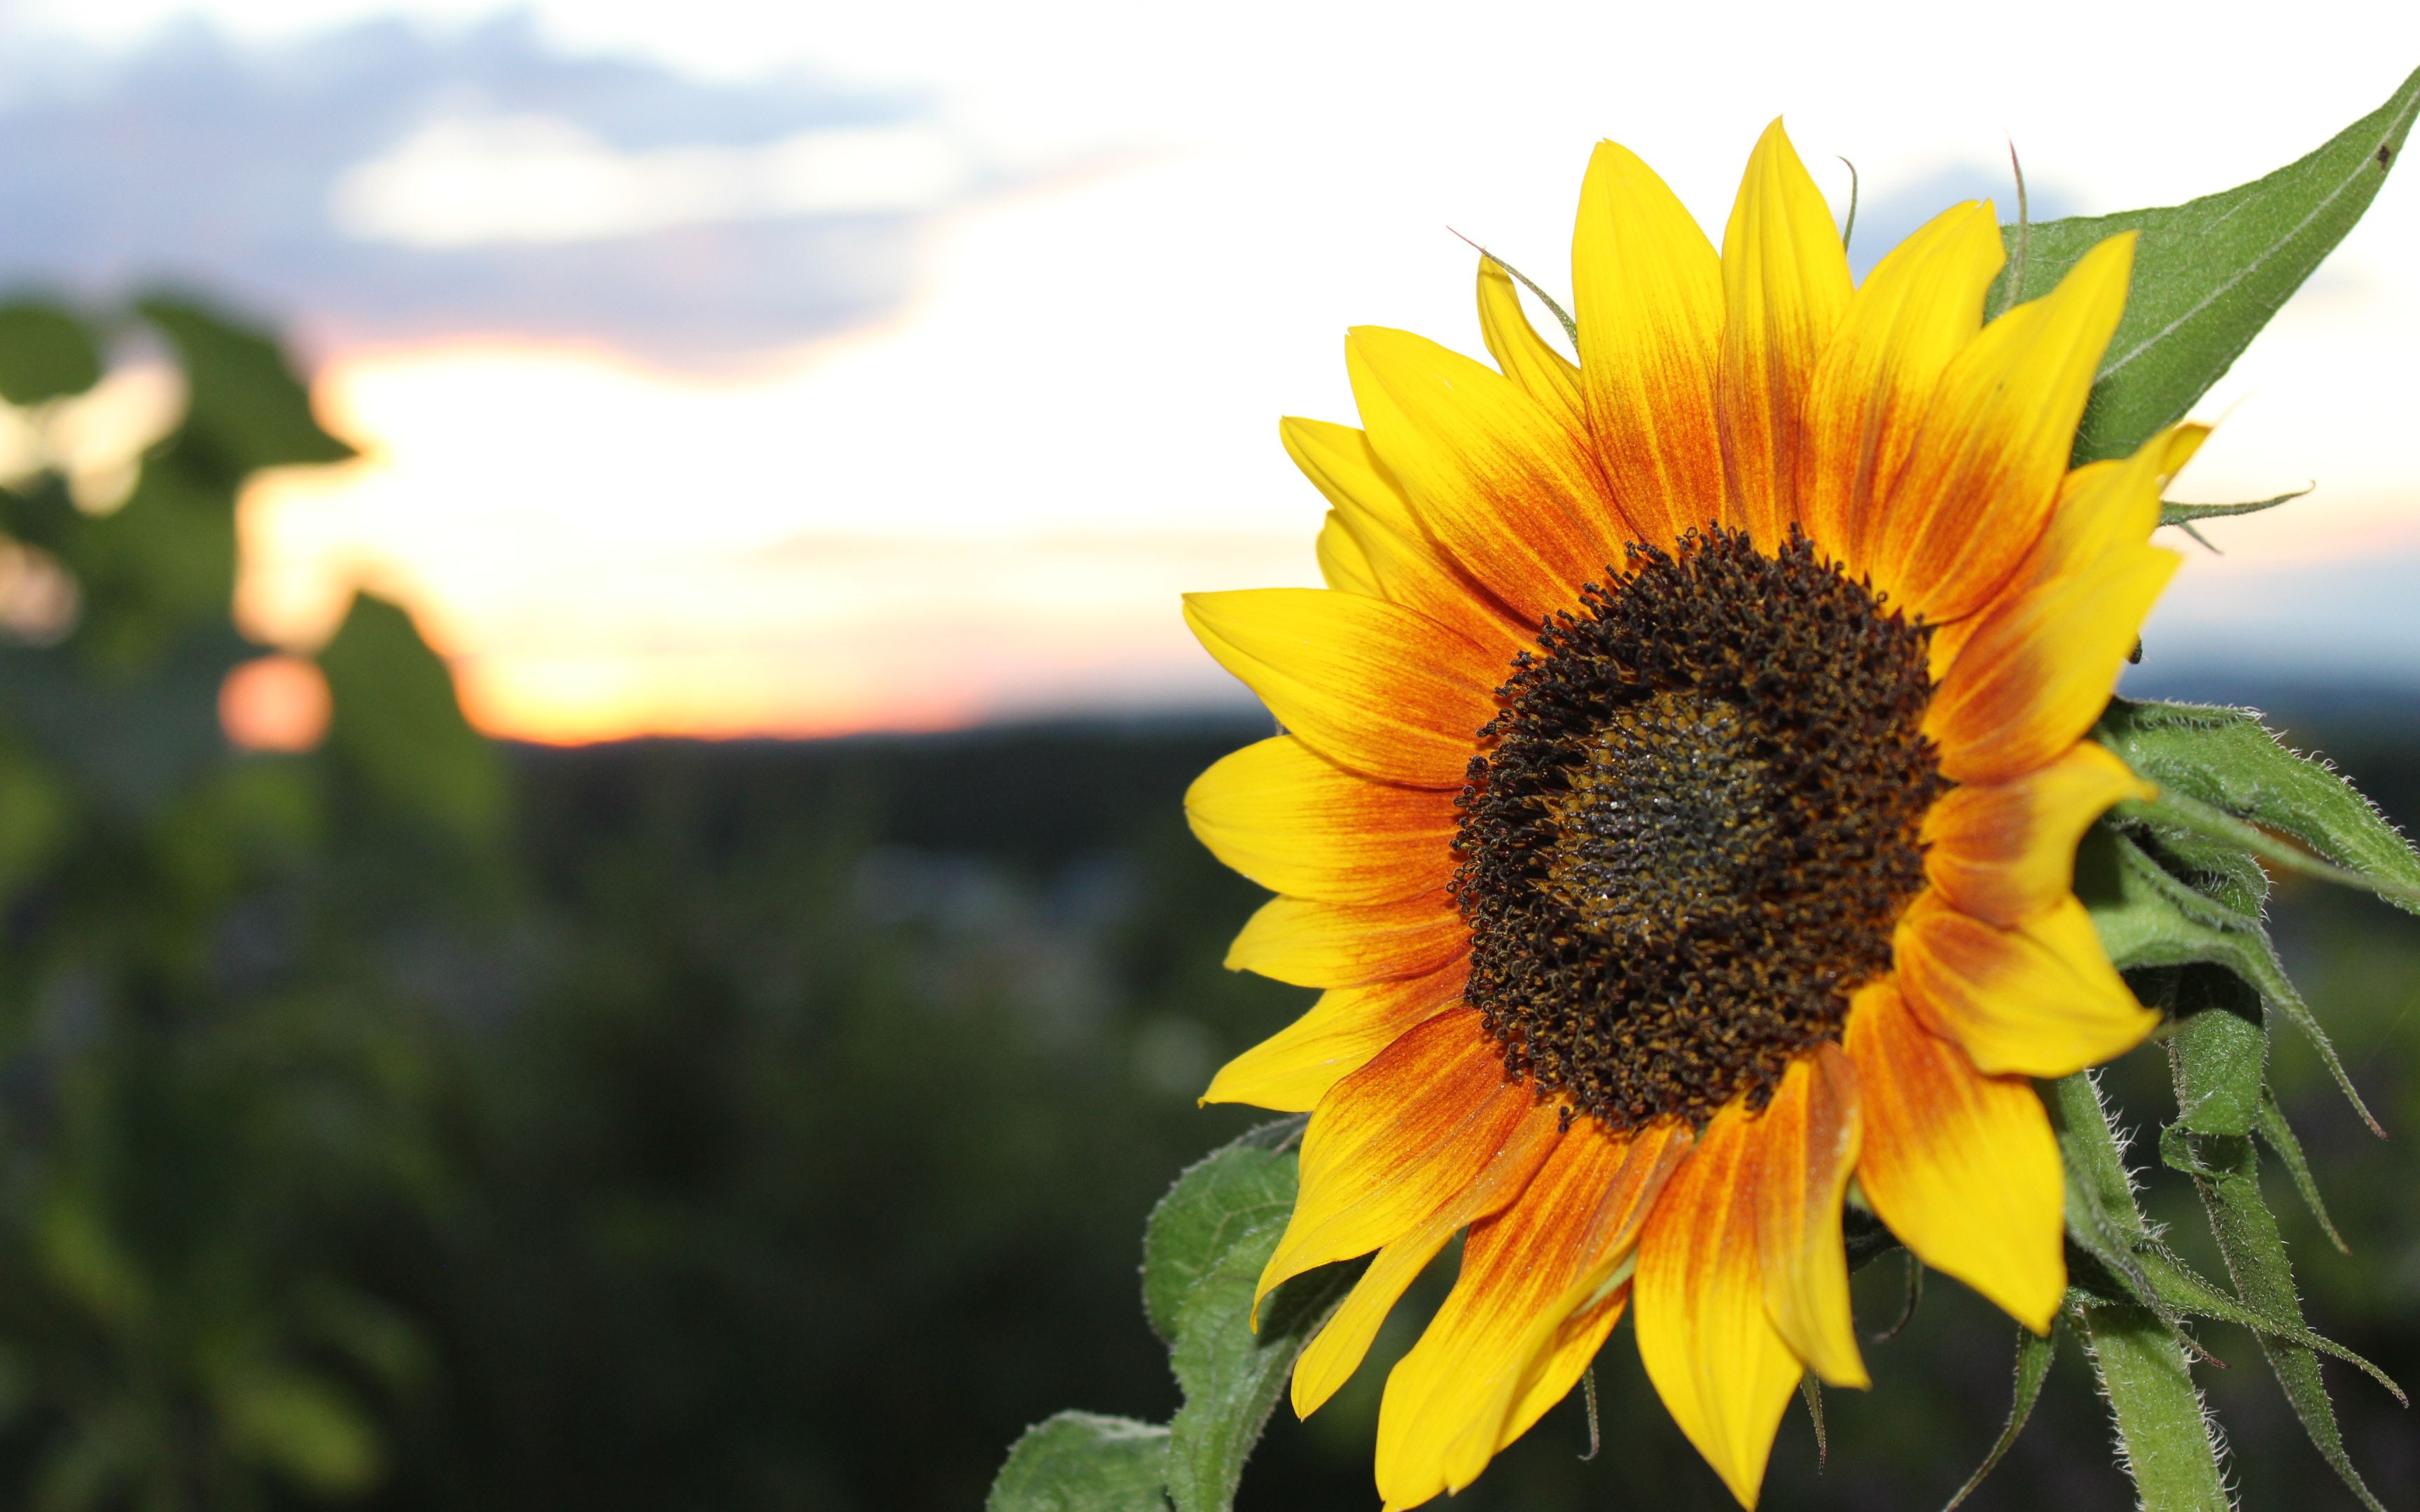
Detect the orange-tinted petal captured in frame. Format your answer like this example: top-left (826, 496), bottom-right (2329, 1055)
top-left (1292, 1099), bottom-right (1561, 1417)
top-left (1796, 200), bottom-right (2003, 576)
top-left (1183, 587), bottom-right (1496, 788)
top-left (1374, 1118), bottom-right (1688, 1509)
top-left (1223, 890), bottom-right (1466, 988)
top-left (1571, 139), bottom-right (1724, 547)
top-left (1925, 544), bottom-right (2179, 786)
top-left (1872, 234), bottom-right (2136, 622)
top-left (1717, 118), bottom-right (1852, 546)
top-left (1347, 326), bottom-right (1623, 628)
top-left (1475, 255), bottom-right (1584, 428)
top-left (1258, 1010), bottom-right (1531, 1308)
top-left (1752, 1044), bottom-right (1867, 1389)
top-left (1185, 735), bottom-right (1459, 906)
top-left (1896, 892), bottom-right (2157, 1077)
top-left (1922, 741), bottom-right (2153, 928)
top-left (1203, 956), bottom-right (1470, 1114)
top-left (1845, 979), bottom-right (2064, 1332)
top-left (1281, 416), bottom-right (1529, 657)
top-left (1635, 1098), bottom-right (1804, 1508)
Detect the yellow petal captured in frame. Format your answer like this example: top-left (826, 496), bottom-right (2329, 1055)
top-left (1872, 233), bottom-right (2136, 623)
top-left (1753, 1044), bottom-right (1868, 1389)
top-left (1223, 891), bottom-right (1466, 988)
top-left (1292, 1101), bottom-right (1560, 1417)
top-left (1347, 326), bottom-right (1623, 626)
top-left (1281, 416), bottom-right (1527, 657)
top-left (1845, 979), bottom-right (2065, 1332)
top-left (1922, 741), bottom-right (2153, 929)
top-left (1571, 139), bottom-right (1725, 548)
top-left (1258, 1009), bottom-right (1537, 1308)
top-left (1316, 511), bottom-right (1381, 596)
top-left (1634, 1098), bottom-right (1803, 1509)
top-left (1796, 200), bottom-right (2003, 577)
top-left (1185, 735), bottom-right (1458, 906)
top-left (1718, 118), bottom-right (1852, 547)
top-left (1202, 958), bottom-right (1469, 1113)
top-left (2029, 423), bottom-right (2204, 588)
top-left (1373, 1118), bottom-right (1684, 1510)
top-left (1924, 545), bottom-right (2179, 787)
top-left (1896, 892), bottom-right (2158, 1077)
top-left (1183, 587), bottom-right (1495, 788)
top-left (1475, 255), bottom-right (1583, 428)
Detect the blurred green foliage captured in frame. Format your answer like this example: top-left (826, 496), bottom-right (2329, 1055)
top-left (0, 295), bottom-right (2412, 1511)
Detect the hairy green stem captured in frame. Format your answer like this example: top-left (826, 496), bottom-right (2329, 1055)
top-left (2080, 1306), bottom-right (2230, 1512)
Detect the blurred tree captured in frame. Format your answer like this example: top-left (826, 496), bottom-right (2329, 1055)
top-left (0, 295), bottom-right (497, 1510)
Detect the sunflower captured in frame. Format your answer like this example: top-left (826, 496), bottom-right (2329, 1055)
top-left (1181, 120), bottom-right (2204, 1511)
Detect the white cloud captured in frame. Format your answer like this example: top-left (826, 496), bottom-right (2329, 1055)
top-left (330, 113), bottom-right (969, 247)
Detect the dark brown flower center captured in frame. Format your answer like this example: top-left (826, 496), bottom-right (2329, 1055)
top-left (1452, 526), bottom-right (1944, 1133)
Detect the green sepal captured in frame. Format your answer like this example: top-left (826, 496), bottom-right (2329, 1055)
top-left (1938, 1324), bottom-right (2056, 1512)
top-left (2152, 967), bottom-right (2264, 1138)
top-left (2096, 697), bottom-right (2420, 917)
top-left (2080, 825), bottom-right (2380, 1134)
top-left (2159, 485), bottom-right (2311, 530)
top-left (2047, 1072), bottom-right (2197, 1345)
top-left (1468, 248), bottom-right (1578, 346)
top-left (1984, 64), bottom-right (2418, 466)
top-left (989, 1413), bottom-right (1172, 1512)
top-left (2162, 1119), bottom-right (2398, 1511)
top-left (2255, 1090), bottom-right (2349, 1253)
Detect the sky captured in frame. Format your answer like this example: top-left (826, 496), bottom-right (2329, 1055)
top-left (2, 1), bottom-right (2418, 740)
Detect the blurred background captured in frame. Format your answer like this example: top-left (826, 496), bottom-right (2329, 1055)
top-left (0, 1), bottom-right (2413, 1508)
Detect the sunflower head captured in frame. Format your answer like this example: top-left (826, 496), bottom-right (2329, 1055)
top-left (1183, 117), bottom-right (2202, 1511)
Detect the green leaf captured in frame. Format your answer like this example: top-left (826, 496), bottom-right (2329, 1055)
top-left (989, 1414), bottom-right (1172, 1512)
top-left (2079, 825), bottom-right (2380, 1135)
top-left (1143, 1120), bottom-right (1355, 1512)
top-left (0, 302), bottom-right (102, 405)
top-left (2255, 1091), bottom-right (2348, 1253)
top-left (318, 592), bottom-right (508, 845)
top-left (1141, 1117), bottom-right (1302, 1345)
top-left (135, 298), bottom-right (355, 472)
top-left (2097, 697), bottom-right (2420, 917)
top-left (1940, 1325), bottom-right (2055, 1512)
top-left (1987, 64), bottom-right (2419, 465)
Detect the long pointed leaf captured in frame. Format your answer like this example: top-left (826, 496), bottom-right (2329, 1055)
top-left (1986, 65), bottom-right (2419, 464)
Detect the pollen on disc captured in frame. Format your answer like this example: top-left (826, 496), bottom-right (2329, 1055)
top-left (1453, 526), bottom-right (1943, 1134)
